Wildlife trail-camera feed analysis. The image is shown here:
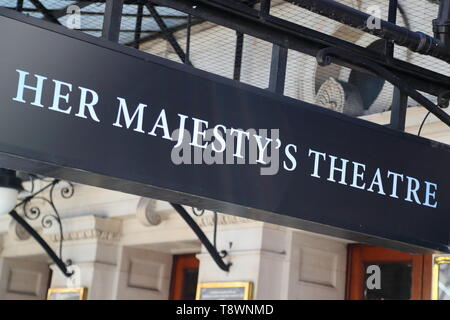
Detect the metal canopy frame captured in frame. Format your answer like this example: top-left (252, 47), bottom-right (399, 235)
top-left (13, 1), bottom-right (450, 96)
top-left (145, 2), bottom-right (192, 65)
top-left (148, 0), bottom-right (450, 95)
top-left (6, 0), bottom-right (203, 51)
top-left (14, 1), bottom-right (450, 93)
top-left (28, 0), bottom-right (61, 24)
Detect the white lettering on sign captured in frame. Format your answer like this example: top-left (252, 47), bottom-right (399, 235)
top-left (11, 69), bottom-right (439, 209)
top-left (308, 148), bottom-right (438, 208)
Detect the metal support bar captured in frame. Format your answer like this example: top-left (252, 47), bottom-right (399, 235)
top-left (133, 4), bottom-right (144, 49)
top-left (317, 47), bottom-right (450, 129)
top-left (29, 0), bottom-right (61, 25)
top-left (9, 210), bottom-right (73, 277)
top-left (385, 0), bottom-right (398, 61)
top-left (268, 45), bottom-right (288, 94)
top-left (16, 0), bottom-right (23, 12)
top-left (150, 0), bottom-right (450, 98)
top-left (186, 14), bottom-right (192, 63)
top-left (233, 32), bottom-right (244, 81)
top-left (259, 0), bottom-right (271, 18)
top-left (170, 203), bottom-right (231, 272)
top-left (102, 0), bottom-right (124, 42)
top-left (390, 88), bottom-right (408, 131)
top-left (146, 3), bottom-right (192, 66)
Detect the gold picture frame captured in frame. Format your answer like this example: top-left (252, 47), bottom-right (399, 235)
top-left (432, 256), bottom-right (450, 300)
top-left (196, 281), bottom-right (253, 300)
top-left (47, 287), bottom-right (88, 300)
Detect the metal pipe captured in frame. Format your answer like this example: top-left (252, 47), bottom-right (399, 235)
top-left (286, 0), bottom-right (450, 63)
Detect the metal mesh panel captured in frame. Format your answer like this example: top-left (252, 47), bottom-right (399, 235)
top-left (119, 5), bottom-right (189, 46)
top-left (140, 21), bottom-right (274, 89)
top-left (270, 0), bottom-right (381, 48)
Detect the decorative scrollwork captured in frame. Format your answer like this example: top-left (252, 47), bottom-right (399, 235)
top-left (22, 201), bottom-right (41, 220)
top-left (60, 182), bottom-right (75, 199)
top-left (191, 207), bottom-right (205, 216)
top-left (42, 214), bottom-right (59, 229)
top-left (16, 178), bottom-right (75, 265)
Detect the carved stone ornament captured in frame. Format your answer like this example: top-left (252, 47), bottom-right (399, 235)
top-left (9, 219), bottom-right (31, 241)
top-left (197, 214), bottom-right (252, 227)
top-left (136, 197), bottom-right (162, 226)
top-left (49, 229), bottom-right (120, 243)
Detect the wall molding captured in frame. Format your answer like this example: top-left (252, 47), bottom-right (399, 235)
top-left (196, 214), bottom-right (253, 227)
top-left (49, 228), bottom-right (120, 243)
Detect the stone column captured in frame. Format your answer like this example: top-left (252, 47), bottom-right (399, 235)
top-left (48, 215), bottom-right (121, 300)
top-left (195, 215), bottom-right (290, 300)
top-left (195, 214), bottom-right (348, 300)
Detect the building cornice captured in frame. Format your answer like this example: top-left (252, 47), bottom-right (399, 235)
top-left (196, 214), bottom-right (253, 227)
top-left (49, 228), bottom-right (121, 243)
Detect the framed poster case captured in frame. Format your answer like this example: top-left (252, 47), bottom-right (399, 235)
top-left (432, 256), bottom-right (450, 300)
top-left (47, 287), bottom-right (88, 300)
top-left (196, 282), bottom-right (253, 300)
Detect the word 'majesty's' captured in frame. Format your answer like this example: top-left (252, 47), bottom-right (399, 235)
top-left (11, 69), bottom-right (439, 208)
top-left (12, 69), bottom-right (297, 173)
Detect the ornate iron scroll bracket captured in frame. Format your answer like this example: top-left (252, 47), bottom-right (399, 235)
top-left (9, 176), bottom-right (75, 278)
top-left (170, 203), bottom-right (231, 272)
top-left (316, 47), bottom-right (450, 129)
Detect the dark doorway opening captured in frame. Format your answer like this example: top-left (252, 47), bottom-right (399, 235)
top-left (346, 244), bottom-right (432, 300)
top-left (170, 254), bottom-right (200, 300)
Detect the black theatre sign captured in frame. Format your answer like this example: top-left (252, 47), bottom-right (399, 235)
top-left (0, 9), bottom-right (449, 253)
